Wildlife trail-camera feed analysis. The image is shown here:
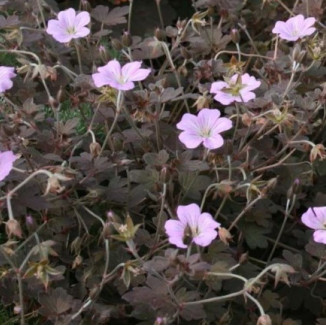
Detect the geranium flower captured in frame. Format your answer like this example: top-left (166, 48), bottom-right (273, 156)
top-left (0, 151), bottom-right (17, 182)
top-left (272, 14), bottom-right (316, 41)
top-left (301, 207), bottom-right (326, 244)
top-left (210, 73), bottom-right (261, 105)
top-left (176, 108), bottom-right (232, 149)
top-left (165, 203), bottom-right (220, 248)
top-left (46, 8), bottom-right (90, 43)
top-left (92, 59), bottom-right (151, 91)
top-left (0, 66), bottom-right (16, 93)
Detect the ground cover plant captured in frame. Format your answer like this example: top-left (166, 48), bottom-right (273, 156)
top-left (0, 0), bottom-right (325, 324)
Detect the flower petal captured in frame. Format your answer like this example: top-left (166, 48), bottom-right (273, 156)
top-left (202, 133), bottom-right (224, 149)
top-left (0, 151), bottom-right (16, 182)
top-left (177, 204), bottom-right (201, 229)
top-left (193, 230), bottom-right (218, 247)
top-left (210, 81), bottom-right (228, 94)
top-left (75, 11), bottom-right (90, 29)
top-left (178, 131), bottom-right (203, 149)
top-left (301, 207), bottom-right (326, 230)
top-left (165, 220), bottom-right (187, 248)
top-left (57, 8), bottom-right (76, 29)
top-left (313, 230), bottom-right (326, 244)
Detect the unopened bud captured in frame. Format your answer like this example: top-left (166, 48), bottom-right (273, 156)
top-left (90, 142), bottom-right (101, 157)
top-left (99, 45), bottom-right (109, 62)
top-left (218, 227), bottom-right (232, 245)
top-left (6, 219), bottom-right (22, 238)
top-left (122, 32), bottom-right (132, 47)
top-left (292, 44), bottom-right (306, 63)
top-left (72, 255), bottom-right (83, 269)
top-left (310, 144), bottom-right (326, 162)
top-left (154, 28), bottom-right (166, 41)
top-left (180, 46), bottom-right (191, 59)
top-left (230, 28), bottom-right (240, 44)
top-left (111, 38), bottom-right (123, 51)
top-left (48, 96), bottom-right (58, 108)
top-left (257, 314), bottom-right (272, 325)
top-left (178, 65), bottom-right (188, 77)
top-left (80, 0), bottom-right (91, 11)
top-left (239, 252), bottom-right (248, 264)
top-left (287, 178), bottom-right (301, 199)
top-left (13, 305), bottom-right (22, 315)
top-left (56, 87), bottom-right (64, 103)
top-left (159, 166), bottom-right (170, 183)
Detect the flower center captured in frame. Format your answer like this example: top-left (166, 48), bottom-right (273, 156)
top-left (183, 225), bottom-right (199, 244)
top-left (66, 27), bottom-right (76, 35)
top-left (223, 83), bottom-right (245, 96)
top-left (118, 75), bottom-right (126, 84)
top-left (200, 128), bottom-right (212, 138)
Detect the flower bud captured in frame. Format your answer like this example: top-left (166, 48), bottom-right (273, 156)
top-left (193, 94), bottom-right (210, 110)
top-left (239, 252), bottom-right (248, 264)
top-left (13, 305), bottom-right (22, 315)
top-left (90, 142), bottom-right (101, 157)
top-left (257, 314), bottom-right (272, 325)
top-left (180, 47), bottom-right (191, 59)
top-left (230, 28), bottom-right (240, 44)
top-left (121, 32), bottom-right (132, 47)
top-left (292, 44), bottom-right (306, 63)
top-left (218, 227), bottom-right (232, 245)
top-left (310, 144), bottom-right (326, 162)
top-left (72, 255), bottom-right (83, 269)
top-left (99, 45), bottom-right (109, 62)
top-left (111, 38), bottom-right (123, 51)
top-left (6, 219), bottom-right (22, 238)
top-left (287, 178), bottom-right (301, 199)
top-left (154, 28), bottom-right (166, 41)
top-left (159, 166), bottom-right (170, 183)
top-left (80, 0), bottom-right (91, 11)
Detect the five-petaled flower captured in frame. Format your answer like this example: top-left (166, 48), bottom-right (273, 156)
top-left (301, 207), bottom-right (326, 244)
top-left (46, 8), bottom-right (90, 43)
top-left (210, 73), bottom-right (261, 105)
top-left (0, 66), bottom-right (16, 93)
top-left (0, 151), bottom-right (17, 182)
top-left (165, 203), bottom-right (220, 248)
top-left (176, 108), bottom-right (232, 149)
top-left (92, 59), bottom-right (151, 91)
top-left (272, 14), bottom-right (316, 41)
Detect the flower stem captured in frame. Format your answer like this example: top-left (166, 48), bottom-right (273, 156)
top-left (267, 194), bottom-right (296, 262)
top-left (99, 90), bottom-right (123, 155)
top-left (74, 41), bottom-right (83, 74)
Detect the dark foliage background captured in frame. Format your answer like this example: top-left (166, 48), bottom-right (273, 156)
top-left (0, 0), bottom-right (326, 324)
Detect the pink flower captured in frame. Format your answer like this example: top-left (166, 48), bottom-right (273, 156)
top-left (165, 203), bottom-right (220, 248)
top-left (0, 66), bottom-right (16, 93)
top-left (301, 207), bottom-right (326, 244)
top-left (210, 73), bottom-right (261, 105)
top-left (46, 8), bottom-right (90, 43)
top-left (0, 151), bottom-right (17, 182)
top-left (176, 108), bottom-right (232, 149)
top-left (272, 15), bottom-right (316, 41)
top-left (92, 59), bottom-right (151, 91)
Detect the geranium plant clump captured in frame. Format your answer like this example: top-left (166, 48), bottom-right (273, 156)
top-left (0, 0), bottom-right (325, 324)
